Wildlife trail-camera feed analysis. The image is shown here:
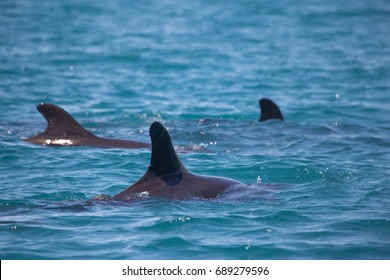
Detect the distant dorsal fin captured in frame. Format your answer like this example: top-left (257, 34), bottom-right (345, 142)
top-left (36, 103), bottom-right (95, 137)
top-left (148, 121), bottom-right (184, 177)
top-left (259, 98), bottom-right (284, 121)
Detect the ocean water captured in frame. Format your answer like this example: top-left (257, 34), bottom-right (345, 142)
top-left (0, 0), bottom-right (389, 260)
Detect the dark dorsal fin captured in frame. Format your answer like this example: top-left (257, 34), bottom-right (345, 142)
top-left (36, 103), bottom-right (95, 137)
top-left (148, 121), bottom-right (184, 177)
top-left (259, 98), bottom-right (284, 121)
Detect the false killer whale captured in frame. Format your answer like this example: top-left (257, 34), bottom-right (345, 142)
top-left (25, 103), bottom-right (151, 148)
top-left (113, 121), bottom-right (244, 200)
top-left (259, 98), bottom-right (284, 122)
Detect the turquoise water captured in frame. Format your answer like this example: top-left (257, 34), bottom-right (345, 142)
top-left (1, 0), bottom-right (389, 259)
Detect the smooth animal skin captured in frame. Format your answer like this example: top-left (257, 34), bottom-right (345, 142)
top-left (25, 103), bottom-right (151, 148)
top-left (113, 121), bottom-right (244, 200)
top-left (259, 98), bottom-right (284, 121)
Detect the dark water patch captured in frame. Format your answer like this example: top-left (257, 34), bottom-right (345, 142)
top-left (30, 192), bottom-right (89, 202)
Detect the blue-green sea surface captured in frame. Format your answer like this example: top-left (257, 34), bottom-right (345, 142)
top-left (0, 0), bottom-right (389, 259)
